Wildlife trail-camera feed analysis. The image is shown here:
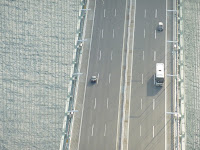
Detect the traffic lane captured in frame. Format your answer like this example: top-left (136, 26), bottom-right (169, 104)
top-left (98, 60), bottom-right (122, 150)
top-left (129, 70), bottom-right (165, 150)
top-left (103, 0), bottom-right (126, 30)
top-left (143, 83), bottom-right (165, 150)
top-left (143, 4), bottom-right (166, 96)
top-left (129, 77), bottom-right (164, 150)
top-left (102, 3), bottom-right (126, 147)
top-left (129, 52), bottom-right (145, 150)
top-left (78, 2), bottom-right (107, 149)
top-left (133, 6), bottom-right (163, 95)
top-left (79, 33), bottom-right (116, 150)
top-left (129, 0), bottom-right (166, 150)
top-left (151, 94), bottom-right (165, 150)
top-left (144, 2), bottom-right (166, 148)
top-left (79, 0), bottom-right (127, 149)
top-left (144, 33), bottom-right (165, 97)
top-left (96, 0), bottom-right (126, 148)
top-left (80, 8), bottom-right (125, 150)
top-left (142, 7), bottom-right (166, 150)
top-left (97, 21), bottom-right (124, 150)
top-left (80, 41), bottom-right (122, 149)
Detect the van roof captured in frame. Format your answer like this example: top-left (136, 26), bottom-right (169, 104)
top-left (156, 63), bottom-right (164, 78)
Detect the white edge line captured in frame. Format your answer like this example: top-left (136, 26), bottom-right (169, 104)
top-left (165, 0), bottom-right (168, 149)
top-left (77, 0), bottom-right (96, 149)
top-left (115, 0), bottom-right (129, 149)
top-left (127, 0), bottom-right (136, 150)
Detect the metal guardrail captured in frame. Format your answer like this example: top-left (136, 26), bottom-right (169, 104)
top-left (59, 0), bottom-right (88, 150)
top-left (177, 0), bottom-right (186, 149)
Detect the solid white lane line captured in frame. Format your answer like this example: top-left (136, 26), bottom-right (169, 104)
top-left (99, 50), bottom-right (101, 60)
top-left (125, 0), bottom-right (136, 149)
top-left (91, 124), bottom-right (94, 136)
top-left (109, 73), bottom-right (111, 84)
top-left (155, 30), bottom-right (156, 39)
top-left (154, 74), bottom-right (155, 85)
top-left (165, 0), bottom-right (167, 149)
top-left (111, 51), bottom-right (113, 61)
top-left (141, 99), bottom-right (142, 110)
top-left (104, 124), bottom-right (107, 136)
top-left (144, 29), bottom-right (145, 38)
top-left (154, 51), bottom-right (156, 61)
top-left (104, 9), bottom-right (105, 18)
top-left (155, 9), bottom-right (157, 18)
top-left (142, 74), bottom-right (143, 84)
top-left (102, 29), bottom-right (104, 38)
top-left (107, 98), bottom-right (109, 109)
top-left (94, 98), bottom-right (96, 109)
top-left (144, 9), bottom-right (146, 18)
top-left (97, 73), bottom-right (99, 84)
top-left (143, 51), bottom-right (144, 60)
top-left (140, 125), bottom-right (142, 136)
top-left (115, 9), bottom-right (116, 16)
top-left (153, 99), bottom-right (155, 110)
top-left (113, 29), bottom-right (115, 38)
top-left (153, 126), bottom-right (155, 138)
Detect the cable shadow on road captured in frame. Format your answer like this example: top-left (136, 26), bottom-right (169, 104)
top-left (147, 75), bottom-right (162, 97)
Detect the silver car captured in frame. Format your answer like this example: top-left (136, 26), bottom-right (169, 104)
top-left (90, 76), bottom-right (97, 83)
top-left (157, 22), bottom-right (163, 31)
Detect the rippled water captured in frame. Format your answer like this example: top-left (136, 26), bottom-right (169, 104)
top-left (0, 0), bottom-right (79, 149)
top-left (184, 0), bottom-right (200, 149)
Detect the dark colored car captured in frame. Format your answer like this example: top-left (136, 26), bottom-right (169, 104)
top-left (90, 76), bottom-right (97, 83)
top-left (157, 22), bottom-right (163, 31)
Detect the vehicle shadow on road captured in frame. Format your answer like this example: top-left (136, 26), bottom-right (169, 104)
top-left (147, 75), bottom-right (162, 96)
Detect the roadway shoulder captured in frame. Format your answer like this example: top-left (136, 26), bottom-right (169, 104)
top-left (69, 0), bottom-right (95, 150)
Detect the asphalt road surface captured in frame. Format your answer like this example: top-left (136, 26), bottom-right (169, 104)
top-left (128, 0), bottom-right (167, 149)
top-left (78, 0), bottom-right (126, 150)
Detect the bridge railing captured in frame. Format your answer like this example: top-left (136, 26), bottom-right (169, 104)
top-left (59, 0), bottom-right (88, 150)
top-left (177, 0), bottom-right (186, 149)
